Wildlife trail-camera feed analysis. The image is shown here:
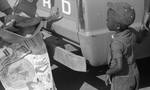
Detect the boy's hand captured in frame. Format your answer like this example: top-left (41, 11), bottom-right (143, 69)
top-left (105, 74), bottom-right (111, 86)
top-left (142, 12), bottom-right (150, 31)
top-left (142, 23), bottom-right (150, 31)
top-left (0, 15), bottom-right (16, 28)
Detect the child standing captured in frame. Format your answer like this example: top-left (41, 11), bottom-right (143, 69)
top-left (105, 2), bottom-right (139, 90)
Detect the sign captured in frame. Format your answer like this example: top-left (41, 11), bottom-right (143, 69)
top-left (62, 0), bottom-right (71, 15)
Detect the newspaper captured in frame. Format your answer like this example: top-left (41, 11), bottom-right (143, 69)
top-left (0, 33), bottom-right (55, 90)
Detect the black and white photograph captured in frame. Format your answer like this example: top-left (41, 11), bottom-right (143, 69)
top-left (0, 0), bottom-right (150, 90)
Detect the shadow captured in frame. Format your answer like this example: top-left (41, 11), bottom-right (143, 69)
top-left (52, 68), bottom-right (85, 90)
top-left (0, 82), bottom-right (4, 90)
top-left (83, 73), bottom-right (110, 90)
top-left (52, 65), bottom-right (110, 90)
top-left (136, 57), bottom-right (150, 89)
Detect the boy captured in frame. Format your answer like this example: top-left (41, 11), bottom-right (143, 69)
top-left (105, 2), bottom-right (139, 90)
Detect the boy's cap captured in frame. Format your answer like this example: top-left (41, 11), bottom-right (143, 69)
top-left (107, 2), bottom-right (135, 26)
